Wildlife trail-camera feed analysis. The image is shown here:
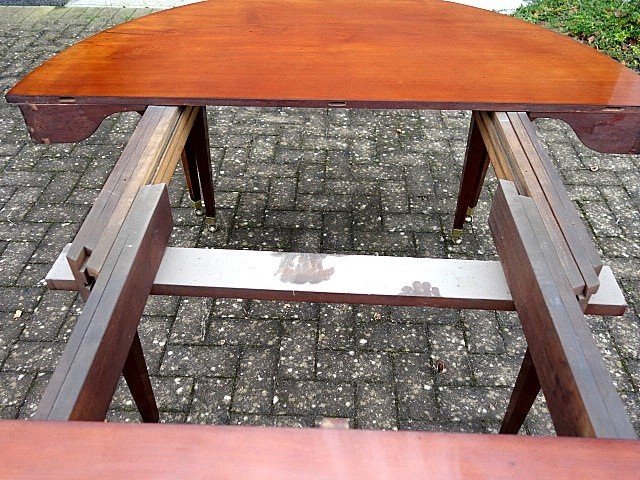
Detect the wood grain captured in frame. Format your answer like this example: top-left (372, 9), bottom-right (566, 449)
top-left (8, 0), bottom-right (640, 111)
top-left (1, 420), bottom-right (639, 479)
top-left (122, 331), bottom-right (159, 423)
top-left (453, 114), bottom-right (490, 230)
top-left (36, 185), bottom-right (172, 421)
top-left (45, 244), bottom-right (628, 316)
top-left (489, 180), bottom-right (635, 438)
top-left (65, 106), bottom-right (195, 287)
top-left (476, 111), bottom-right (602, 297)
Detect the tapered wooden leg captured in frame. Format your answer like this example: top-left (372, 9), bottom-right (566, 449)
top-left (180, 149), bottom-right (203, 211)
top-left (185, 106), bottom-right (215, 227)
top-left (452, 113), bottom-right (490, 241)
top-left (123, 330), bottom-right (159, 423)
top-left (500, 348), bottom-right (540, 434)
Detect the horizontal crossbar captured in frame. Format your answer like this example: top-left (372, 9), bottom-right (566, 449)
top-left (47, 245), bottom-right (626, 315)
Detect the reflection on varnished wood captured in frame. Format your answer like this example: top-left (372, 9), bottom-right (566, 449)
top-left (274, 253), bottom-right (335, 285)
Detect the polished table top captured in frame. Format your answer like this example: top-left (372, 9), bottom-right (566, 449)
top-left (6, 0), bottom-right (640, 112)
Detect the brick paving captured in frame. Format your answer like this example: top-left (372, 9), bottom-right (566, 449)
top-left (0, 6), bottom-right (639, 434)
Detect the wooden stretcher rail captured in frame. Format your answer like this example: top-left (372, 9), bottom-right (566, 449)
top-left (65, 105), bottom-right (197, 295)
top-left (46, 245), bottom-right (626, 315)
top-left (475, 111), bottom-right (602, 298)
top-left (37, 185), bottom-right (172, 421)
top-left (489, 180), bottom-right (635, 438)
top-left (1, 420), bottom-right (639, 480)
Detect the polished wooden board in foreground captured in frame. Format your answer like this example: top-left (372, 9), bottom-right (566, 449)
top-left (1, 420), bottom-right (639, 479)
top-left (6, 0), bottom-right (640, 111)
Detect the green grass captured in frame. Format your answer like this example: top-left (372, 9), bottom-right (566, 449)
top-left (514, 0), bottom-right (640, 71)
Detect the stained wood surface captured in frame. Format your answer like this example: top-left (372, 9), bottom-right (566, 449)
top-left (36, 185), bottom-right (172, 421)
top-left (65, 106), bottom-right (195, 288)
top-left (476, 111), bottom-right (603, 297)
top-left (489, 180), bottom-right (635, 438)
top-left (453, 114), bottom-right (489, 230)
top-left (122, 331), bottom-right (159, 423)
top-left (499, 348), bottom-right (541, 434)
top-left (1, 420), bottom-right (639, 480)
top-left (6, 0), bottom-right (640, 111)
top-left (46, 244), bottom-right (627, 316)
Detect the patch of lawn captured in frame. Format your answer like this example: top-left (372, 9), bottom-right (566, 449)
top-left (514, 0), bottom-right (640, 71)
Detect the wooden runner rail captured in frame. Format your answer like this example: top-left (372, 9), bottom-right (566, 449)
top-left (489, 180), bottom-right (635, 438)
top-left (455, 112), bottom-right (602, 298)
top-left (65, 105), bottom-right (213, 297)
top-left (36, 185), bottom-right (172, 421)
top-left (1, 420), bottom-right (639, 480)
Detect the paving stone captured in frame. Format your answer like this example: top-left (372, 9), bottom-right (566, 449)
top-left (278, 320), bottom-right (317, 379)
top-left (0, 371), bottom-right (33, 409)
top-left (357, 322), bottom-right (429, 353)
top-left (317, 350), bottom-right (392, 382)
top-left (208, 318), bottom-right (279, 347)
top-left (170, 297), bottom-right (213, 345)
top-left (186, 378), bottom-right (234, 425)
top-left (3, 341), bottom-right (64, 373)
top-left (111, 376), bottom-right (194, 413)
top-left (318, 304), bottom-right (355, 350)
top-left (437, 386), bottom-right (507, 423)
top-left (232, 347), bottom-right (277, 414)
top-left (160, 345), bottom-right (238, 378)
top-left (274, 380), bottom-right (354, 417)
top-left (428, 324), bottom-right (473, 385)
top-left (356, 382), bottom-right (397, 429)
top-left (20, 289), bottom-right (75, 341)
top-left (462, 310), bottom-right (505, 354)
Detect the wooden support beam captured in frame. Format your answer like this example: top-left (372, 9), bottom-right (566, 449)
top-left (452, 114), bottom-right (490, 235)
top-left (489, 180), bottom-right (635, 438)
top-left (1, 420), bottom-right (639, 479)
top-left (187, 106), bottom-right (216, 224)
top-left (476, 111), bottom-right (591, 296)
top-left (122, 331), bottom-right (159, 423)
top-left (46, 245), bottom-right (626, 316)
top-left (36, 185), bottom-right (173, 421)
top-left (65, 106), bottom-right (196, 292)
top-left (514, 112), bottom-right (602, 275)
top-left (499, 348), bottom-right (541, 434)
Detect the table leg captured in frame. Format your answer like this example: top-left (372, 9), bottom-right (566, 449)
top-left (500, 347), bottom-right (540, 434)
top-left (452, 113), bottom-right (489, 243)
top-left (180, 149), bottom-right (203, 214)
top-left (123, 330), bottom-right (159, 423)
top-left (185, 106), bottom-right (216, 229)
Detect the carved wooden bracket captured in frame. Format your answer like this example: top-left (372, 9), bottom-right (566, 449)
top-left (530, 111), bottom-right (640, 154)
top-left (17, 103), bottom-right (147, 144)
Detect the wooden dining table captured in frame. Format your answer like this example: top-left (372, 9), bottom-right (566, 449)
top-left (3, 0), bottom-right (640, 476)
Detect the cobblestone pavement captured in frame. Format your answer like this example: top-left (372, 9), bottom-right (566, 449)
top-left (0, 7), bottom-right (639, 434)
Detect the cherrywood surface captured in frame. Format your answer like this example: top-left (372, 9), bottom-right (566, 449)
top-left (36, 185), bottom-right (172, 421)
top-left (46, 244), bottom-right (628, 316)
top-left (489, 180), bottom-right (635, 438)
top-left (1, 420), bottom-right (639, 480)
top-left (6, 0), bottom-right (640, 111)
